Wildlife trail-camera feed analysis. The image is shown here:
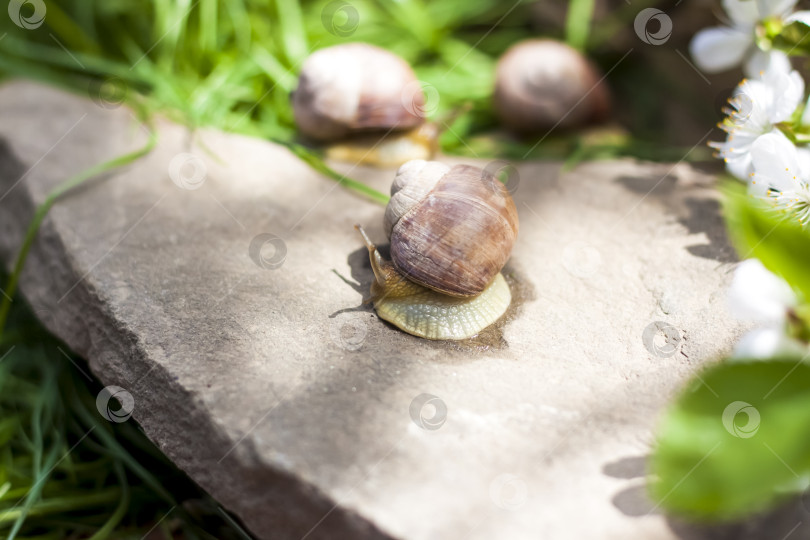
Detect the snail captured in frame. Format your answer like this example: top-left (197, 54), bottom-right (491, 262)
top-left (493, 39), bottom-right (610, 134)
top-left (292, 43), bottom-right (426, 142)
top-left (356, 159), bottom-right (519, 340)
top-left (324, 106), bottom-right (471, 168)
top-left (325, 123), bottom-right (439, 168)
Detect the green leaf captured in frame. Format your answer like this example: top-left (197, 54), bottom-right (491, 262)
top-left (650, 358), bottom-right (810, 519)
top-left (722, 180), bottom-right (810, 301)
top-left (565, 0), bottom-right (595, 51)
top-left (274, 0), bottom-right (308, 64)
top-left (773, 20), bottom-right (810, 55)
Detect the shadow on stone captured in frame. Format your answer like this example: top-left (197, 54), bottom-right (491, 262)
top-left (677, 197), bottom-right (736, 264)
top-left (0, 137), bottom-right (25, 183)
top-left (346, 244), bottom-right (384, 289)
top-left (0, 137), bottom-right (29, 267)
top-left (328, 246), bottom-right (378, 318)
top-left (604, 455), bottom-right (810, 540)
top-left (613, 484), bottom-right (661, 517)
top-left (330, 269), bottom-right (365, 296)
top-left (603, 455), bottom-right (646, 479)
top-left (604, 455), bottom-right (660, 518)
top-left (615, 175), bottom-right (736, 264)
top-left (616, 174), bottom-right (678, 198)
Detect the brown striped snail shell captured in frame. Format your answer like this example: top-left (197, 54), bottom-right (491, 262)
top-left (292, 43), bottom-right (426, 141)
top-left (355, 160), bottom-right (518, 340)
top-left (383, 160), bottom-right (519, 298)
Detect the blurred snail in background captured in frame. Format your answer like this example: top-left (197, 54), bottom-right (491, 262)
top-left (292, 43), bottom-right (438, 166)
top-left (493, 39), bottom-right (610, 134)
top-left (356, 159), bottom-right (519, 340)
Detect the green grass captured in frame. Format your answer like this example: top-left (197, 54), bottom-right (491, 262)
top-left (0, 0), bottom-right (529, 142)
top-left (0, 0), bottom-right (709, 176)
top-left (0, 288), bottom-right (253, 539)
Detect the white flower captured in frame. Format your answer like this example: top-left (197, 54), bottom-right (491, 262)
top-left (690, 0), bottom-right (810, 77)
top-left (728, 259), bottom-right (796, 323)
top-left (732, 327), bottom-right (807, 358)
top-left (710, 70), bottom-right (804, 179)
top-left (727, 259), bottom-right (804, 359)
top-left (750, 132), bottom-right (810, 224)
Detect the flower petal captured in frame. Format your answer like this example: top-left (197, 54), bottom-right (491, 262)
top-left (751, 131), bottom-right (803, 191)
top-left (744, 49), bottom-right (791, 79)
top-left (723, 0), bottom-right (762, 25)
top-left (690, 27), bottom-right (752, 72)
top-left (732, 328), bottom-right (806, 359)
top-left (726, 151), bottom-right (754, 180)
top-left (766, 70), bottom-right (805, 122)
top-left (783, 9), bottom-right (810, 26)
top-left (796, 146), bottom-right (810, 177)
top-left (727, 259), bottom-right (796, 323)
top-left (766, 0), bottom-right (800, 17)
top-left (722, 80), bottom-right (773, 137)
top-left (749, 174), bottom-right (773, 196)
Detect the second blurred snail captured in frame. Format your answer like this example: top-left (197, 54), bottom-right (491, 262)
top-left (291, 43), bottom-right (436, 167)
top-left (494, 39), bottom-right (610, 134)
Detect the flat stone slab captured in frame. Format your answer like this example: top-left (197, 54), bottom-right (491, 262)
top-left (0, 81), bottom-right (753, 539)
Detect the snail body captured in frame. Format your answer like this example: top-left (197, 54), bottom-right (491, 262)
top-left (356, 226), bottom-right (511, 341)
top-left (325, 123), bottom-right (438, 167)
top-left (357, 159), bottom-right (519, 341)
top-left (292, 43), bottom-right (425, 141)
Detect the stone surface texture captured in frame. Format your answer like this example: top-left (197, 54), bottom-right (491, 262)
top-left (0, 81), bottom-right (758, 539)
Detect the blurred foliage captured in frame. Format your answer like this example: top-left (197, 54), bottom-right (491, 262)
top-left (0, 290), bottom-right (252, 539)
top-left (650, 359), bottom-right (810, 519)
top-left (0, 0), bottom-right (534, 140)
top-left (0, 0), bottom-right (714, 165)
top-left (651, 182), bottom-right (810, 520)
top-left (723, 181), bottom-right (810, 302)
